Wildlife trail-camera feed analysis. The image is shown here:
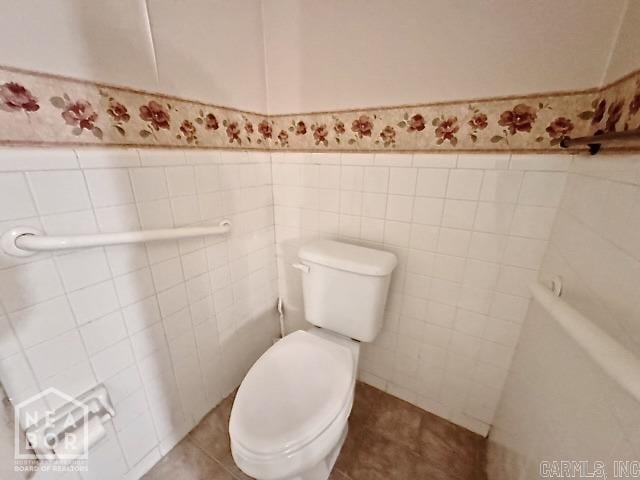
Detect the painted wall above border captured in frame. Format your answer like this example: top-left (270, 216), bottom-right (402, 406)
top-left (0, 65), bottom-right (639, 153)
top-left (261, 0), bottom-right (629, 113)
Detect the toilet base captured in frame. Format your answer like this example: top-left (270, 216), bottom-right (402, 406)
top-left (284, 424), bottom-right (348, 480)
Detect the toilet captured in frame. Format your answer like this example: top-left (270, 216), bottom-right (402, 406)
top-left (229, 240), bottom-right (397, 480)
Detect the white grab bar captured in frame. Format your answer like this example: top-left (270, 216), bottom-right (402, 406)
top-left (1, 220), bottom-right (231, 257)
top-left (530, 281), bottom-right (640, 403)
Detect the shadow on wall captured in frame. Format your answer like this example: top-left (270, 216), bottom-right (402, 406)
top-left (0, 146), bottom-right (280, 477)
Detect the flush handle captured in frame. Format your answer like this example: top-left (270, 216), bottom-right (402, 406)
top-left (292, 263), bottom-right (310, 273)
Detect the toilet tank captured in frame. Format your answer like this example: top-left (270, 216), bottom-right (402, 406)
top-left (297, 240), bottom-right (397, 342)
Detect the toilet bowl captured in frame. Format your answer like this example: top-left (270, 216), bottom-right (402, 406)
top-left (229, 240), bottom-right (397, 480)
top-left (229, 329), bottom-right (359, 480)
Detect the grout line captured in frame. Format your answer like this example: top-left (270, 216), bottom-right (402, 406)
top-left (142, 0), bottom-right (161, 87)
top-left (259, 0), bottom-right (271, 116)
top-left (598, 0), bottom-right (630, 88)
top-left (92, 153), bottom-right (164, 460)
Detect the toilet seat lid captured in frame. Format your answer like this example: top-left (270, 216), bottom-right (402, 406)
top-left (229, 330), bottom-right (354, 456)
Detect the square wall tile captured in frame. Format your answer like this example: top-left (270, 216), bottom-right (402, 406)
top-left (474, 202), bottom-right (515, 234)
top-left (416, 169), bottom-right (449, 198)
top-left (130, 168), bottom-right (169, 202)
top-left (25, 330), bottom-right (87, 381)
top-left (91, 338), bottom-right (135, 382)
top-left (437, 228), bottom-right (471, 257)
top-left (80, 311), bottom-right (128, 355)
top-left (0, 315), bottom-right (19, 360)
top-left (442, 200), bottom-right (477, 229)
top-left (341, 166), bottom-right (364, 191)
top-left (446, 170), bottom-right (484, 200)
top-left (84, 169), bottom-right (134, 207)
top-left (10, 296), bottom-right (76, 349)
top-left (138, 150), bottom-right (186, 167)
top-left (384, 221), bottom-right (411, 247)
top-left (0, 259), bottom-right (63, 312)
top-left (518, 172), bottom-right (567, 207)
top-left (510, 205), bottom-right (556, 239)
top-left (389, 168), bottom-right (417, 195)
top-left (362, 193), bottom-right (387, 219)
top-left (114, 267), bottom-right (156, 307)
top-left (0, 148), bottom-right (78, 171)
top-left (122, 296), bottom-right (162, 335)
top-left (503, 237), bottom-right (547, 269)
top-left (0, 353), bottom-right (37, 397)
top-left (68, 280), bottom-right (120, 323)
top-left (480, 171), bottom-right (523, 203)
top-left (386, 195), bottom-right (414, 222)
top-left (412, 197), bottom-right (444, 225)
top-left (375, 154), bottom-right (412, 167)
top-left (363, 167), bottom-right (389, 193)
top-left (76, 148), bottom-right (140, 168)
top-left (55, 248), bottom-right (111, 292)
top-left (26, 170), bottom-right (91, 215)
top-left (412, 154), bottom-right (457, 168)
top-left (166, 166), bottom-right (196, 197)
top-left (0, 173), bottom-right (36, 220)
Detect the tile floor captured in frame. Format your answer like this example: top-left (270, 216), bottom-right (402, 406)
top-left (144, 382), bottom-right (487, 480)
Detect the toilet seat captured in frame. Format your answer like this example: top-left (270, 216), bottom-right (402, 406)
top-left (230, 330), bottom-right (355, 456)
top-left (229, 330), bottom-right (356, 479)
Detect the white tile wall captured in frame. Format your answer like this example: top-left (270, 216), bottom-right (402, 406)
top-left (488, 154), bottom-right (640, 479)
top-left (0, 148), bottom-right (278, 479)
top-left (274, 152), bottom-right (570, 435)
top-left (5, 146), bottom-right (623, 478)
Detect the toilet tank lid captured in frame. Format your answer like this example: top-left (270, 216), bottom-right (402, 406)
top-left (299, 240), bottom-right (397, 276)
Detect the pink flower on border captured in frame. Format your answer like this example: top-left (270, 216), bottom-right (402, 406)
top-left (180, 120), bottom-right (197, 143)
top-left (205, 113), bottom-right (219, 130)
top-left (468, 113), bottom-right (488, 130)
top-left (592, 99), bottom-right (606, 124)
top-left (258, 120), bottom-right (272, 139)
top-left (434, 116), bottom-right (459, 145)
top-left (226, 121), bottom-right (240, 143)
top-left (139, 101), bottom-right (170, 130)
top-left (498, 104), bottom-right (537, 134)
top-left (313, 124), bottom-right (329, 145)
top-left (278, 130), bottom-right (289, 146)
top-left (62, 100), bottom-right (98, 130)
top-left (605, 100), bottom-right (624, 132)
top-left (295, 121), bottom-right (307, 135)
top-left (351, 115), bottom-right (373, 138)
top-left (630, 94), bottom-right (640, 116)
top-left (380, 125), bottom-right (396, 146)
top-left (545, 117), bottom-right (574, 139)
top-left (408, 114), bottom-right (426, 132)
top-left (107, 100), bottom-right (130, 122)
top-left (0, 82), bottom-right (39, 112)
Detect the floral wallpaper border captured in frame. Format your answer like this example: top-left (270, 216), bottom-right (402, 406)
top-left (1, 65), bottom-right (639, 153)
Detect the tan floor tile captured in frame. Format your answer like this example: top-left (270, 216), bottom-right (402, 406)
top-left (417, 411), bottom-right (486, 478)
top-left (328, 469), bottom-right (352, 480)
top-left (365, 390), bottom-right (424, 452)
top-left (143, 440), bottom-right (234, 480)
top-left (189, 419), bottom-right (252, 479)
top-left (144, 381), bottom-right (486, 480)
top-left (334, 420), bottom-right (365, 475)
top-left (341, 427), bottom-right (416, 480)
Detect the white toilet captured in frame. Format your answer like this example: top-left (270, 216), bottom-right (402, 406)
top-left (229, 240), bottom-right (397, 480)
